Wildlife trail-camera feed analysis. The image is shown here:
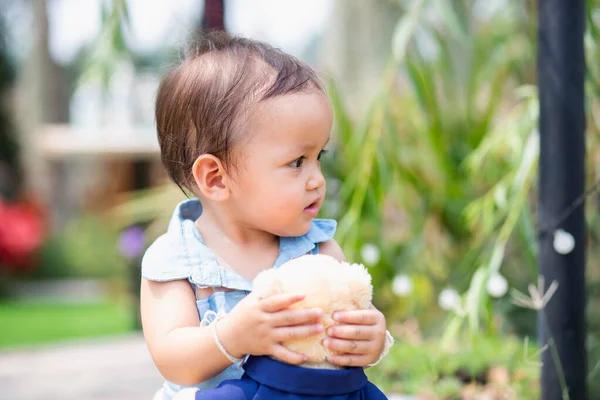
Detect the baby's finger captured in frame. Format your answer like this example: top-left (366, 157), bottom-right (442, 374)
top-left (271, 308), bottom-right (323, 327)
top-left (326, 354), bottom-right (371, 367)
top-left (327, 324), bottom-right (376, 340)
top-left (270, 344), bottom-right (307, 365)
top-left (260, 293), bottom-right (305, 312)
top-left (273, 323), bottom-right (324, 341)
top-left (323, 338), bottom-right (371, 355)
top-left (332, 309), bottom-right (380, 325)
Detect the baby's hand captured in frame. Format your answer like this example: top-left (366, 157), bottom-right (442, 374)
top-left (218, 291), bottom-right (324, 365)
top-left (323, 305), bottom-right (387, 367)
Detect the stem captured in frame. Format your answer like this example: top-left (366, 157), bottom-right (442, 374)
top-left (540, 310), bottom-right (571, 400)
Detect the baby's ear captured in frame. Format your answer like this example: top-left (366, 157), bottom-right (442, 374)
top-left (191, 154), bottom-right (231, 201)
top-left (252, 268), bottom-right (283, 299)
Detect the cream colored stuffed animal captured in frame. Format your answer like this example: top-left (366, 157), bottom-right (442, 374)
top-left (253, 254), bottom-right (373, 369)
top-left (171, 254), bottom-right (375, 400)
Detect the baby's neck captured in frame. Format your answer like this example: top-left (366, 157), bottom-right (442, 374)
top-left (195, 207), bottom-right (279, 280)
top-left (196, 205), bottom-right (275, 246)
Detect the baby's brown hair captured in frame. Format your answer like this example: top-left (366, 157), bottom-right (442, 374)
top-left (155, 31), bottom-right (324, 193)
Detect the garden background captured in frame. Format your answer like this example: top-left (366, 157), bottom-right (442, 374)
top-left (0, 0), bottom-right (599, 399)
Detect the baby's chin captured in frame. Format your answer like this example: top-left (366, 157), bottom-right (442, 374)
top-left (272, 222), bottom-right (313, 238)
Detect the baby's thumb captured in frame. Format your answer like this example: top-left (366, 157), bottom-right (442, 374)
top-left (172, 388), bottom-right (199, 400)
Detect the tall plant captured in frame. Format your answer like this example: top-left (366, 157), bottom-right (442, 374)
top-left (324, 0), bottom-right (536, 329)
top-left (449, 0), bottom-right (600, 340)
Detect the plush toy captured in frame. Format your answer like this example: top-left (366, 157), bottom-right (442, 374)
top-left (173, 254), bottom-right (388, 400)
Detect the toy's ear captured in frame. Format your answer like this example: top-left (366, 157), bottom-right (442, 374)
top-left (346, 262), bottom-right (373, 309)
top-left (252, 268), bottom-right (284, 299)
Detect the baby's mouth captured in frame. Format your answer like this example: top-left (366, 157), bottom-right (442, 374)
top-left (304, 202), bottom-right (320, 216)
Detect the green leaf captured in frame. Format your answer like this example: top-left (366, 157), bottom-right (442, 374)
top-left (391, 0), bottom-right (426, 65)
top-left (465, 266), bottom-right (489, 332)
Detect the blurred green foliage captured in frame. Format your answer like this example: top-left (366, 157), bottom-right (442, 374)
top-left (367, 334), bottom-right (540, 398)
top-left (322, 0), bottom-right (539, 336)
top-left (31, 215), bottom-right (129, 281)
top-left (78, 0), bottom-right (132, 90)
top-left (12, 0), bottom-right (600, 396)
top-left (105, 2), bottom-right (600, 396)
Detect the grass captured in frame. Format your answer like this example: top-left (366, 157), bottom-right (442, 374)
top-left (0, 300), bottom-right (135, 349)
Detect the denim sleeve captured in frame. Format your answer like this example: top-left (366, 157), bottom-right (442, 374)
top-left (141, 233), bottom-right (194, 282)
top-left (306, 219), bottom-right (337, 243)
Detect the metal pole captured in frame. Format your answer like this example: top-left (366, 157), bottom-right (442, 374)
top-left (538, 0), bottom-right (587, 399)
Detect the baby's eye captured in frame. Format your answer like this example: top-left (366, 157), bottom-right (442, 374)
top-left (317, 149), bottom-right (328, 161)
top-left (288, 157), bottom-right (305, 168)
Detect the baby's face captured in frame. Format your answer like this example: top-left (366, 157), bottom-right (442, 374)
top-left (228, 91), bottom-right (333, 237)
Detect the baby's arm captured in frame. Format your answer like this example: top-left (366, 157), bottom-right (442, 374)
top-left (319, 239), bottom-right (346, 261)
top-left (141, 279), bottom-right (237, 385)
top-left (141, 278), bottom-right (324, 386)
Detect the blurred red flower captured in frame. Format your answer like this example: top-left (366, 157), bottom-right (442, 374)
top-left (0, 198), bottom-right (46, 273)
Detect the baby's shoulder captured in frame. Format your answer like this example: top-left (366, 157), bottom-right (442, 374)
top-left (141, 198), bottom-right (210, 282)
top-left (141, 233), bottom-right (197, 282)
top-left (276, 219), bottom-right (338, 266)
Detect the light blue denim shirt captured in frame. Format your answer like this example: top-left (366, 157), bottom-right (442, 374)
top-left (141, 198), bottom-right (336, 400)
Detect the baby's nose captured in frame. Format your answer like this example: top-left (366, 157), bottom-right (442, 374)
top-left (307, 171), bottom-right (325, 191)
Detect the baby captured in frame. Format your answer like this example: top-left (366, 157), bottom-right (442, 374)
top-left (140, 32), bottom-right (393, 400)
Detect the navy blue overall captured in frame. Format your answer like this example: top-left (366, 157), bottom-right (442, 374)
top-left (193, 356), bottom-right (388, 399)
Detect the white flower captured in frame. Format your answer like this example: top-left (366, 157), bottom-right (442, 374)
top-left (438, 288), bottom-right (461, 311)
top-left (553, 229), bottom-right (575, 254)
top-left (486, 272), bottom-right (508, 298)
top-left (392, 274), bottom-right (413, 296)
top-left (360, 243), bottom-right (381, 266)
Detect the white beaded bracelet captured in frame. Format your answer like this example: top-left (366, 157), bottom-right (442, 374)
top-left (367, 330), bottom-right (395, 367)
top-left (210, 320), bottom-right (244, 364)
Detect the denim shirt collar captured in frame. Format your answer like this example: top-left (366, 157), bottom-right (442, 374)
top-left (157, 198), bottom-right (336, 291)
